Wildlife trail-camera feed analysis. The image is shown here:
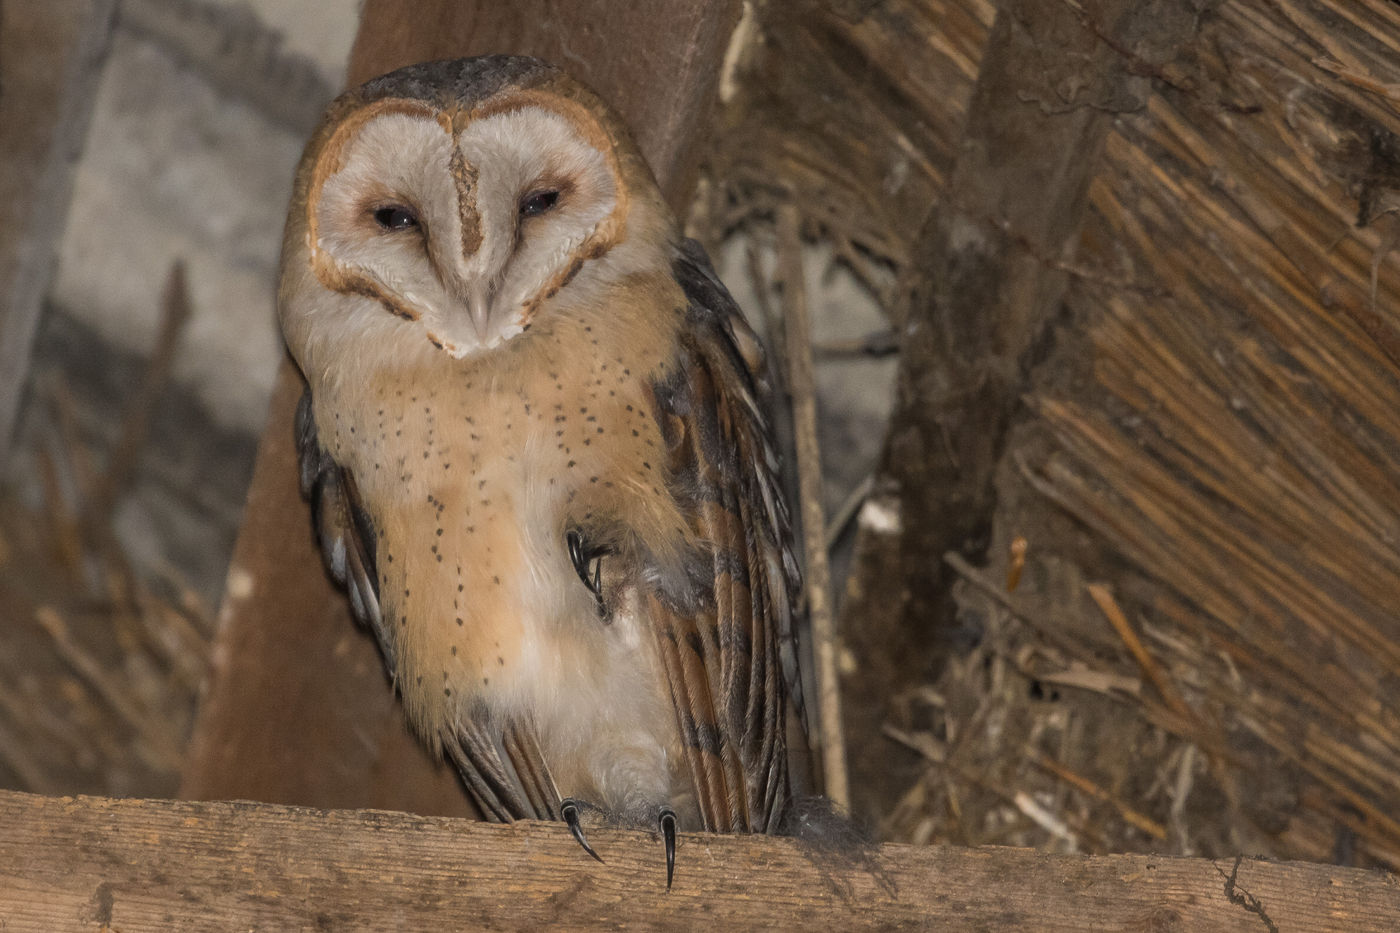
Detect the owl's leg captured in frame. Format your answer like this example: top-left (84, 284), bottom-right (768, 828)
top-left (659, 806), bottom-right (677, 889)
top-left (560, 797), bottom-right (604, 863)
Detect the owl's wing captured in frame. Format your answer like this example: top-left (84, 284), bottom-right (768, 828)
top-left (297, 388), bottom-right (562, 824)
top-left (295, 389), bottom-right (391, 666)
top-left (645, 238), bottom-right (810, 834)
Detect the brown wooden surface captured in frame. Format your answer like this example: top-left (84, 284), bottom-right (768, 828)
top-left (1, 789), bottom-right (1396, 931)
top-left (182, 0), bottom-right (741, 811)
top-left (0, 0), bottom-right (117, 461)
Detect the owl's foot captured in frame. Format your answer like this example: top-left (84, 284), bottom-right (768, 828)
top-left (565, 529), bottom-right (607, 617)
top-left (561, 798), bottom-right (604, 863)
top-left (659, 807), bottom-right (677, 890)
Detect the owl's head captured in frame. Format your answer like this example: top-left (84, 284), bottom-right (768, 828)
top-left (279, 56), bottom-right (676, 367)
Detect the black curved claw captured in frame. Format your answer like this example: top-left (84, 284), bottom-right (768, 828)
top-left (565, 529), bottom-right (607, 617)
top-left (566, 530), bottom-right (586, 583)
top-left (659, 807), bottom-right (677, 890)
top-left (561, 798), bottom-right (604, 864)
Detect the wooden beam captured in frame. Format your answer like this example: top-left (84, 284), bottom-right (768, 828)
top-left (182, 0), bottom-right (741, 811)
top-left (0, 0), bottom-right (117, 463)
top-left (1, 789), bottom-right (1395, 930)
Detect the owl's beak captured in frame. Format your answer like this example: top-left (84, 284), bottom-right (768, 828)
top-left (466, 289), bottom-right (493, 341)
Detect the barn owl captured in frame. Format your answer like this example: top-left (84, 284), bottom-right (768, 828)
top-left (278, 55), bottom-right (809, 887)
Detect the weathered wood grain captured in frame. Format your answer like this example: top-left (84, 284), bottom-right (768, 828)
top-left (1, 789), bottom-right (1396, 931)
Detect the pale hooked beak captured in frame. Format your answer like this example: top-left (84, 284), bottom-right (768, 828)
top-left (466, 288), bottom-right (493, 341)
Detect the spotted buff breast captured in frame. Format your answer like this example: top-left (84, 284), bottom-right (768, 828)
top-left (277, 55), bottom-right (814, 887)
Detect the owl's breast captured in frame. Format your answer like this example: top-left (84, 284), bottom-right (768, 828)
top-left (314, 323), bottom-right (683, 748)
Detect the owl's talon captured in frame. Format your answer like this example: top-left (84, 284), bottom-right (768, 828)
top-left (659, 807), bottom-right (677, 890)
top-left (566, 531), bottom-right (586, 582)
top-left (565, 529), bottom-right (607, 617)
top-left (561, 798), bottom-right (604, 863)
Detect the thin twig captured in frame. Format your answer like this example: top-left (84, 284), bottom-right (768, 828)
top-left (34, 606), bottom-right (185, 772)
top-left (777, 204), bottom-right (849, 811)
top-left (812, 331), bottom-right (899, 359)
top-left (1025, 746), bottom-right (1168, 840)
top-left (83, 260), bottom-right (192, 531)
top-left (823, 473), bottom-right (873, 553)
top-left (1087, 583), bottom-right (1197, 729)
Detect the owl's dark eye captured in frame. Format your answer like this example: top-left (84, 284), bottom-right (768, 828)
top-left (373, 205), bottom-right (419, 231)
top-left (519, 189), bottom-right (560, 218)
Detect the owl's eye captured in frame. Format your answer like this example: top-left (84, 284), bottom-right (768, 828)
top-left (372, 205), bottom-right (420, 232)
top-left (519, 189), bottom-right (561, 218)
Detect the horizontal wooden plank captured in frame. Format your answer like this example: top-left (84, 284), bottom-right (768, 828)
top-left (0, 789), bottom-right (1395, 930)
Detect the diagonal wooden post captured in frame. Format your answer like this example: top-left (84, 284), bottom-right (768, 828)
top-left (181, 0), bottom-right (742, 811)
top-left (0, 0), bottom-right (118, 464)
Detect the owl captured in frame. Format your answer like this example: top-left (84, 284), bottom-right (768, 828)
top-left (278, 56), bottom-right (809, 886)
